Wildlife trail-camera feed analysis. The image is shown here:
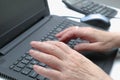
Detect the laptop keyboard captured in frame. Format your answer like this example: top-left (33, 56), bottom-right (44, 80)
top-left (8, 18), bottom-right (118, 79)
top-left (9, 19), bottom-right (114, 80)
top-left (9, 19), bottom-right (89, 80)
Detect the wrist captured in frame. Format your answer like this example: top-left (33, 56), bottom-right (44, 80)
top-left (103, 75), bottom-right (113, 80)
top-left (111, 32), bottom-right (120, 48)
top-left (104, 77), bottom-right (113, 80)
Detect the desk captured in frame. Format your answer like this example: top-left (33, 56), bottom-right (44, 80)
top-left (0, 0), bottom-right (120, 80)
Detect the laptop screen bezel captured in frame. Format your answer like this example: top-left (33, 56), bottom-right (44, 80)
top-left (0, 0), bottom-right (50, 49)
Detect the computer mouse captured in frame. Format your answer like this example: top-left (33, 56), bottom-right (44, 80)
top-left (80, 14), bottom-right (110, 30)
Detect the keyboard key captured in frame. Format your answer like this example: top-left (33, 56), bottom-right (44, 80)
top-left (37, 75), bottom-right (46, 80)
top-left (13, 66), bottom-right (21, 72)
top-left (21, 68), bottom-right (31, 75)
top-left (29, 70), bottom-right (38, 78)
top-left (17, 62), bottom-right (26, 68)
top-left (27, 64), bottom-right (33, 69)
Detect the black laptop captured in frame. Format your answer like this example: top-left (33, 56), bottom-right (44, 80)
top-left (0, 0), bottom-right (118, 80)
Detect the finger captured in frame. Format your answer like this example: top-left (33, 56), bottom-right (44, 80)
top-left (56, 27), bottom-right (75, 38)
top-left (56, 27), bottom-right (80, 42)
top-left (30, 41), bottom-right (66, 59)
top-left (74, 42), bottom-right (103, 52)
top-left (45, 41), bottom-right (76, 54)
top-left (29, 49), bottom-right (63, 70)
top-left (33, 65), bottom-right (62, 80)
top-left (57, 27), bottom-right (97, 43)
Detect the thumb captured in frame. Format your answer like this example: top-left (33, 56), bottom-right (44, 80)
top-left (74, 43), bottom-right (101, 51)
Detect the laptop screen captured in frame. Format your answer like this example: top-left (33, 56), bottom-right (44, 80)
top-left (0, 0), bottom-right (49, 48)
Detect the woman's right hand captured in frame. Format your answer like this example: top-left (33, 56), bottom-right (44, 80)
top-left (56, 27), bottom-right (119, 52)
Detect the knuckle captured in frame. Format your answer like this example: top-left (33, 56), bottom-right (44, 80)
top-left (85, 27), bottom-right (93, 31)
top-left (56, 41), bottom-right (65, 46)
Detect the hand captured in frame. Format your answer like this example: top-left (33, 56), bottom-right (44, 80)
top-left (29, 41), bottom-right (112, 80)
top-left (56, 27), bottom-right (117, 52)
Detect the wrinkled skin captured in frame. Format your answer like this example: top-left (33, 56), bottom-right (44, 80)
top-left (29, 41), bottom-right (112, 80)
top-left (29, 27), bottom-right (118, 80)
top-left (56, 27), bottom-right (119, 52)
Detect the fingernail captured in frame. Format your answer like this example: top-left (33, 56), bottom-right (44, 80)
top-left (31, 41), bottom-right (38, 44)
top-left (33, 65), bottom-right (39, 68)
top-left (74, 46), bottom-right (79, 51)
top-left (30, 41), bottom-right (41, 45)
top-left (33, 65), bottom-right (40, 71)
top-left (29, 49), bottom-right (34, 54)
top-left (55, 33), bottom-right (62, 37)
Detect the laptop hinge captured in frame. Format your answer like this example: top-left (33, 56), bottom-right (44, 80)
top-left (0, 47), bottom-right (14, 55)
top-left (0, 51), bottom-right (4, 55)
top-left (0, 44), bottom-right (18, 55)
top-left (0, 15), bottom-right (52, 55)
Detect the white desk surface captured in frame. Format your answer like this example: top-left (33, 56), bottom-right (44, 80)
top-left (0, 0), bottom-right (120, 80)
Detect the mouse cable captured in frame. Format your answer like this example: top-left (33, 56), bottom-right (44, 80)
top-left (111, 16), bottom-right (120, 19)
top-left (61, 16), bottom-right (81, 19)
top-left (62, 16), bottom-right (120, 20)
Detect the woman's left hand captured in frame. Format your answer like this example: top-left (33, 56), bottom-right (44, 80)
top-left (29, 41), bottom-right (112, 80)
